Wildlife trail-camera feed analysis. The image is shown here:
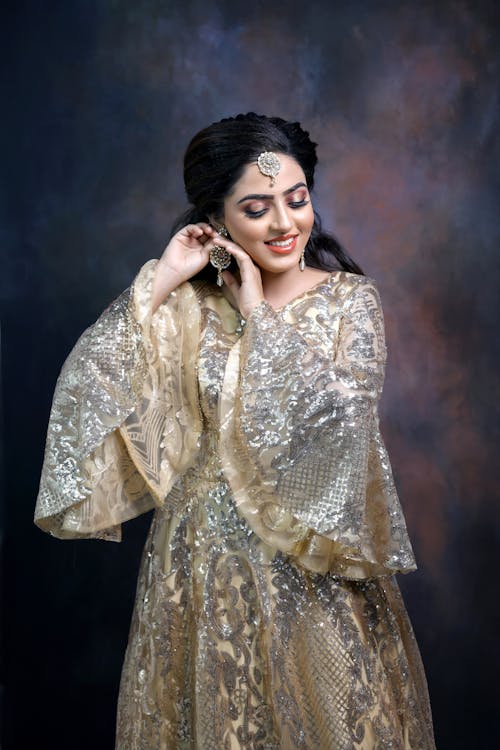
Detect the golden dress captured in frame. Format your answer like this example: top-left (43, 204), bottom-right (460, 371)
top-left (35, 261), bottom-right (435, 749)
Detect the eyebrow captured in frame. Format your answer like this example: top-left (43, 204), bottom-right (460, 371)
top-left (236, 182), bottom-right (307, 204)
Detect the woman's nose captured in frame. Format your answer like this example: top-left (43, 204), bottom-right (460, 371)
top-left (270, 202), bottom-right (293, 233)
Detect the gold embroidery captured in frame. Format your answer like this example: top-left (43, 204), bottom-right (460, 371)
top-left (35, 266), bottom-right (435, 749)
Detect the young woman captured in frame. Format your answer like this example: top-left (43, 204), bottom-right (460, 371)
top-left (35, 113), bottom-right (435, 749)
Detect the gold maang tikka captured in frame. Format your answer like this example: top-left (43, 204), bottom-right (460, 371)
top-left (257, 152), bottom-right (281, 186)
top-left (209, 226), bottom-right (231, 286)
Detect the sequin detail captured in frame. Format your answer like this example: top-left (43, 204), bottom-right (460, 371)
top-left (35, 266), bottom-right (435, 749)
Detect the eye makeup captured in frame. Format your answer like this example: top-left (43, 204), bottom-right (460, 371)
top-left (242, 190), bottom-right (310, 219)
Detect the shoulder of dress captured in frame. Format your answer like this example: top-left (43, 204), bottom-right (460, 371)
top-left (331, 272), bottom-right (381, 308)
top-left (333, 271), bottom-right (378, 290)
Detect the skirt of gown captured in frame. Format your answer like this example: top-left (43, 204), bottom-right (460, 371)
top-left (115, 438), bottom-right (435, 750)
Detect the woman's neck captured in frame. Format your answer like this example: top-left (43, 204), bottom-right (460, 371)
top-left (261, 266), bottom-right (331, 309)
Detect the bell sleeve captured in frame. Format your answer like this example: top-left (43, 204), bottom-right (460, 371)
top-left (219, 277), bottom-right (416, 578)
top-left (34, 260), bottom-right (202, 541)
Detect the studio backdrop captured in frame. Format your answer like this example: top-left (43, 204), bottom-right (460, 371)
top-left (2, 1), bottom-right (498, 748)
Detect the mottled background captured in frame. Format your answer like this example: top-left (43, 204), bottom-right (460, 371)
top-left (2, 0), bottom-right (499, 747)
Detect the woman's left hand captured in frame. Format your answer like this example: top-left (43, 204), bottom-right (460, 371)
top-left (207, 235), bottom-right (265, 318)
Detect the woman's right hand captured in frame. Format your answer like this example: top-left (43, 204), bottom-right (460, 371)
top-left (152, 223), bottom-right (217, 312)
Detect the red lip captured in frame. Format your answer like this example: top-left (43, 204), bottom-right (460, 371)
top-left (265, 234), bottom-right (299, 254)
top-left (265, 234), bottom-right (297, 244)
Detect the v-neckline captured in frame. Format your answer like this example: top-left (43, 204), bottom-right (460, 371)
top-left (219, 270), bottom-right (340, 317)
top-left (275, 271), bottom-right (339, 311)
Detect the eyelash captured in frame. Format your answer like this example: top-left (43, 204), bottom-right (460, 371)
top-left (244, 199), bottom-right (309, 219)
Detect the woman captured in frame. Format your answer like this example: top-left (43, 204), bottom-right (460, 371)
top-left (35, 114), bottom-right (435, 749)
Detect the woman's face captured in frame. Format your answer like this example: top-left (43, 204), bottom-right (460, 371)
top-left (221, 153), bottom-right (315, 275)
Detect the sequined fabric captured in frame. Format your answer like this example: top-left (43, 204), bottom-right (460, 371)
top-left (35, 262), bottom-right (435, 749)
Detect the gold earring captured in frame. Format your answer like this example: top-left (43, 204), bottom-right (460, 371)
top-left (299, 249), bottom-right (306, 271)
top-left (209, 225), bottom-right (231, 286)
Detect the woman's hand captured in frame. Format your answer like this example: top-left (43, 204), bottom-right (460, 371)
top-left (152, 223), bottom-right (216, 312)
top-left (215, 239), bottom-right (265, 319)
top-left (152, 223), bottom-right (265, 318)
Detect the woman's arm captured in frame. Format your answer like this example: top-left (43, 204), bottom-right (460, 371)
top-left (220, 275), bottom-right (416, 578)
top-left (35, 261), bottom-right (202, 540)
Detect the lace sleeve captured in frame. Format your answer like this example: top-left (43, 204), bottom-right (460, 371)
top-left (220, 276), bottom-right (416, 578)
top-left (34, 261), bottom-right (202, 540)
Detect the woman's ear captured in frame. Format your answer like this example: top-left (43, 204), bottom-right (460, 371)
top-left (208, 215), bottom-right (225, 233)
top-left (209, 216), bottom-right (231, 239)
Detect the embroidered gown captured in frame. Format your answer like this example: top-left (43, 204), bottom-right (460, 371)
top-left (35, 260), bottom-right (435, 749)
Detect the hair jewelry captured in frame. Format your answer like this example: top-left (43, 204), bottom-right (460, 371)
top-left (209, 226), bottom-right (232, 286)
top-left (257, 152), bottom-right (281, 186)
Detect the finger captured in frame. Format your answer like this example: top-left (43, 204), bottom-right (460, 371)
top-left (197, 222), bottom-right (216, 236)
top-left (225, 245), bottom-right (257, 278)
top-left (179, 225), bottom-right (203, 241)
top-left (182, 224), bottom-right (213, 246)
top-left (221, 270), bottom-right (240, 295)
top-left (195, 223), bottom-right (220, 245)
top-left (197, 231), bottom-right (212, 246)
top-left (184, 223), bottom-right (215, 237)
top-left (219, 270), bottom-right (238, 303)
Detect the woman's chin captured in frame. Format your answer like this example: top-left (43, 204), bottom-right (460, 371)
top-left (252, 251), bottom-right (303, 275)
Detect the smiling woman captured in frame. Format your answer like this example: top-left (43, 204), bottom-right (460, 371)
top-left (224, 157), bottom-right (314, 271)
top-left (35, 113), bottom-right (436, 749)
top-left (218, 155), bottom-right (319, 307)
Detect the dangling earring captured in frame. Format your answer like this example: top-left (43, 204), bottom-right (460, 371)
top-left (209, 225), bottom-right (231, 286)
top-left (299, 249), bottom-right (306, 271)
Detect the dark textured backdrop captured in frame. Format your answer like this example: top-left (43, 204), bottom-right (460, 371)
top-left (2, 0), bottom-right (499, 747)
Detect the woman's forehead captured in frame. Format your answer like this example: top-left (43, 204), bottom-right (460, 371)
top-left (230, 154), bottom-right (306, 197)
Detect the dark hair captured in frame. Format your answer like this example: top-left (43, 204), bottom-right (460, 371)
top-left (171, 113), bottom-right (363, 277)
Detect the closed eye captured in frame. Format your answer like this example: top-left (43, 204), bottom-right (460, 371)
top-left (243, 196), bottom-right (309, 218)
top-left (244, 207), bottom-right (268, 218)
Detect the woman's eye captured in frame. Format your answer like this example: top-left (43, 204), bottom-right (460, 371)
top-left (242, 195), bottom-right (309, 217)
top-left (288, 199), bottom-right (309, 209)
top-left (287, 190), bottom-right (310, 208)
top-left (244, 206), bottom-right (267, 218)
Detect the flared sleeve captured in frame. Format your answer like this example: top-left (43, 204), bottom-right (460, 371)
top-left (219, 275), bottom-right (416, 578)
top-left (34, 260), bottom-right (202, 540)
